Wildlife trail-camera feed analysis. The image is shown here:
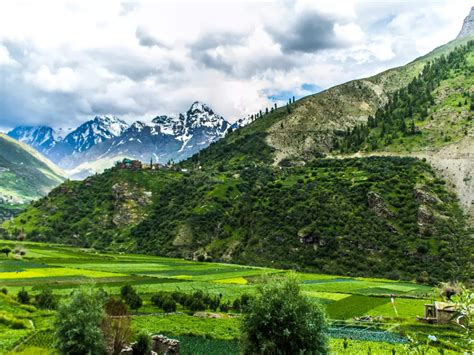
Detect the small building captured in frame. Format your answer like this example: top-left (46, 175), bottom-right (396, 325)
top-left (116, 158), bottom-right (142, 170)
top-left (421, 301), bottom-right (457, 324)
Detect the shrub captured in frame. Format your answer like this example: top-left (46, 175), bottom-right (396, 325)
top-left (162, 298), bottom-right (177, 313)
top-left (219, 301), bottom-right (230, 313)
top-left (1, 247), bottom-right (11, 257)
top-left (17, 289), bottom-right (30, 304)
top-left (232, 298), bottom-right (241, 312)
top-left (120, 285), bottom-right (142, 310)
top-left (103, 298), bottom-right (132, 355)
top-left (241, 274), bottom-right (329, 355)
top-left (132, 331), bottom-right (151, 355)
top-left (35, 288), bottom-right (57, 310)
top-left (55, 287), bottom-right (107, 355)
top-left (1, 288), bottom-right (7, 295)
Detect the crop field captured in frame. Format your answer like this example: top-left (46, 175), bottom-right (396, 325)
top-left (0, 240), bottom-right (463, 354)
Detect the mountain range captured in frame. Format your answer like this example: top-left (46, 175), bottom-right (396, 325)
top-left (3, 10), bottom-right (473, 282)
top-left (8, 101), bottom-right (233, 178)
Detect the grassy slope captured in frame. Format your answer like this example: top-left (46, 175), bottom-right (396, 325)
top-left (265, 35), bottom-right (474, 163)
top-left (0, 134), bottom-right (65, 220)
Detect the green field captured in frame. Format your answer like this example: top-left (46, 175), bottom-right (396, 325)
top-left (0, 240), bottom-right (464, 354)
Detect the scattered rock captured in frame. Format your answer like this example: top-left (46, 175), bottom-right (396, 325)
top-left (367, 191), bottom-right (394, 219)
top-left (414, 187), bottom-right (441, 205)
top-left (152, 334), bottom-right (180, 354)
top-left (417, 205), bottom-right (435, 225)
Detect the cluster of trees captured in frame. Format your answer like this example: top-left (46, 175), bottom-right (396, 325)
top-left (5, 287), bottom-right (58, 310)
top-left (52, 276), bottom-right (329, 355)
top-left (151, 290), bottom-right (251, 313)
top-left (0, 246), bottom-right (26, 257)
top-left (336, 40), bottom-right (474, 153)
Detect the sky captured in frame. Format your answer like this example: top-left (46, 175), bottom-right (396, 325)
top-left (0, 0), bottom-right (471, 131)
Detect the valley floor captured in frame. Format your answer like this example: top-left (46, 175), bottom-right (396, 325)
top-left (0, 240), bottom-right (466, 354)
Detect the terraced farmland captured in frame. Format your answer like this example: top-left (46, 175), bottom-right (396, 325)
top-left (0, 240), bottom-right (464, 354)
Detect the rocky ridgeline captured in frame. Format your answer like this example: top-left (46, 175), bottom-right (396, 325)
top-left (458, 6), bottom-right (474, 38)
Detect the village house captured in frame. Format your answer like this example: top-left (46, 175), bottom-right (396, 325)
top-left (420, 301), bottom-right (458, 324)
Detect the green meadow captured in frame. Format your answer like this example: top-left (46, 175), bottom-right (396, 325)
top-left (0, 240), bottom-right (464, 354)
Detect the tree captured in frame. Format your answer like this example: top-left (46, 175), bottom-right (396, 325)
top-left (120, 285), bottom-right (142, 310)
top-left (17, 289), bottom-right (30, 304)
top-left (1, 247), bottom-right (11, 257)
top-left (35, 288), bottom-right (57, 310)
top-left (162, 297), bottom-right (177, 313)
top-left (55, 287), bottom-right (107, 355)
top-left (132, 331), bottom-right (151, 355)
top-left (102, 298), bottom-right (132, 355)
top-left (452, 286), bottom-right (473, 350)
top-left (241, 274), bottom-right (328, 355)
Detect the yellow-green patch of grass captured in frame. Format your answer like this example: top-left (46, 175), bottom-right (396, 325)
top-left (214, 277), bottom-right (248, 285)
top-left (0, 267), bottom-right (124, 280)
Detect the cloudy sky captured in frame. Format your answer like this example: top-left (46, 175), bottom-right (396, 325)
top-left (0, 0), bottom-right (471, 130)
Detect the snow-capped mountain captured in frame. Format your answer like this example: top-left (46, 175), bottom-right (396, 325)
top-left (9, 102), bottom-right (233, 178)
top-left (62, 116), bottom-right (129, 154)
top-left (8, 116), bottom-right (129, 169)
top-left (7, 126), bottom-right (60, 153)
top-left (69, 102), bottom-right (230, 177)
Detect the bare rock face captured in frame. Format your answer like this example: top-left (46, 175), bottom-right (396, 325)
top-left (417, 205), bottom-right (435, 226)
top-left (111, 182), bottom-right (151, 227)
top-left (458, 7), bottom-right (474, 39)
top-left (413, 187), bottom-right (441, 205)
top-left (367, 191), bottom-right (394, 219)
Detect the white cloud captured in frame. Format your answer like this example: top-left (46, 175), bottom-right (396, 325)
top-left (0, 45), bottom-right (18, 66)
top-left (0, 0), bottom-right (472, 130)
top-left (25, 65), bottom-right (80, 93)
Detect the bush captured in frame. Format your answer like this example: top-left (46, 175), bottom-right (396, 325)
top-left (120, 285), bottom-right (142, 310)
top-left (241, 274), bottom-right (329, 355)
top-left (1, 247), bottom-right (11, 257)
top-left (17, 289), bottom-right (30, 304)
top-left (55, 287), bottom-right (107, 355)
top-left (103, 298), bottom-right (132, 355)
top-left (162, 298), bottom-right (177, 313)
top-left (132, 331), bottom-right (151, 355)
top-left (35, 288), bottom-right (57, 310)
top-left (1, 288), bottom-right (7, 295)
top-left (219, 301), bottom-right (230, 313)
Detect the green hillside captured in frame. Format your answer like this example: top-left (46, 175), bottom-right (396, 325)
top-left (3, 39), bottom-right (472, 282)
top-left (3, 156), bottom-right (470, 282)
top-left (0, 134), bottom-right (65, 220)
top-left (338, 41), bottom-right (473, 153)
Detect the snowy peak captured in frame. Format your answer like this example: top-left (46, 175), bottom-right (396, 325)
top-left (151, 115), bottom-right (183, 136)
top-left (458, 6), bottom-right (474, 38)
top-left (129, 121), bottom-right (149, 132)
top-left (188, 101), bottom-right (214, 115)
top-left (7, 126), bottom-right (58, 152)
top-left (63, 116), bottom-right (129, 153)
top-left (184, 101), bottom-right (228, 131)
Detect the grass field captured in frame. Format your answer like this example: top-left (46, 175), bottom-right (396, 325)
top-left (0, 240), bottom-right (464, 354)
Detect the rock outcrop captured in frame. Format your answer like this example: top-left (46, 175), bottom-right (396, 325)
top-left (367, 191), bottom-right (394, 219)
top-left (458, 6), bottom-right (474, 39)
